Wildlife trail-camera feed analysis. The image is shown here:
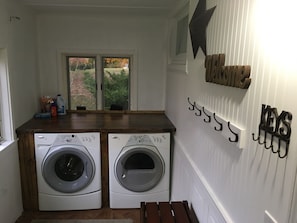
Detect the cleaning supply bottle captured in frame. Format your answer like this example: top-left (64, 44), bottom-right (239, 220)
top-left (50, 102), bottom-right (57, 117)
top-left (56, 94), bottom-right (66, 115)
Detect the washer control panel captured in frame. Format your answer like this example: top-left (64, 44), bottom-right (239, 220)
top-left (55, 134), bottom-right (80, 145)
top-left (35, 133), bottom-right (58, 145)
top-left (34, 133), bottom-right (100, 148)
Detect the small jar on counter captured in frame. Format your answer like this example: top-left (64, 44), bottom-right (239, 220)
top-left (51, 104), bottom-right (57, 117)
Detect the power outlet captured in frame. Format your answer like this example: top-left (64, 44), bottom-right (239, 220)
top-left (264, 210), bottom-right (278, 223)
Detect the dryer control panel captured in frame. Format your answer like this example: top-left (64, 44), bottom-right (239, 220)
top-left (53, 134), bottom-right (81, 146)
top-left (124, 134), bottom-right (169, 147)
top-left (127, 135), bottom-right (153, 146)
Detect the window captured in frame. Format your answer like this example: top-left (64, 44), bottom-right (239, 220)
top-left (102, 57), bottom-right (130, 110)
top-left (65, 53), bottom-right (133, 111)
top-left (168, 2), bottom-right (189, 73)
top-left (176, 15), bottom-right (189, 56)
top-left (67, 56), bottom-right (97, 110)
top-left (0, 49), bottom-right (14, 148)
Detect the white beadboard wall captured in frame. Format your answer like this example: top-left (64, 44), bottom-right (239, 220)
top-left (167, 0), bottom-right (297, 223)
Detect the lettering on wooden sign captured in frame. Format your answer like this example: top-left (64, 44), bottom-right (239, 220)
top-left (205, 54), bottom-right (251, 89)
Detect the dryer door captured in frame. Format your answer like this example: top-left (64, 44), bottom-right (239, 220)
top-left (42, 145), bottom-right (95, 193)
top-left (115, 146), bottom-right (164, 192)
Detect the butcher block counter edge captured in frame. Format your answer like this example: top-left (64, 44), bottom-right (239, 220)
top-left (16, 111), bottom-right (176, 134)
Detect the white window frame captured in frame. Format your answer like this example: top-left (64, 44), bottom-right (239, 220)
top-left (57, 49), bottom-right (138, 111)
top-left (0, 48), bottom-right (14, 151)
top-left (168, 0), bottom-right (189, 74)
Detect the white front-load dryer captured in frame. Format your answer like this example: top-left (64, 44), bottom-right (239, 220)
top-left (34, 132), bottom-right (101, 211)
top-left (108, 133), bottom-right (171, 208)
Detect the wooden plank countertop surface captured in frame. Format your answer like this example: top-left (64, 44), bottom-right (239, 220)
top-left (16, 111), bottom-right (176, 134)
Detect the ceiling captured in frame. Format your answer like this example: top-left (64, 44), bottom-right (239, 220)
top-left (20, 0), bottom-right (178, 15)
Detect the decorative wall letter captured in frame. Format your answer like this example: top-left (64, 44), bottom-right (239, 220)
top-left (205, 54), bottom-right (252, 89)
top-left (252, 104), bottom-right (293, 158)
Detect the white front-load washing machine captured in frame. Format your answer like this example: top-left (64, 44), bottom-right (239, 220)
top-left (34, 132), bottom-right (101, 211)
top-left (108, 133), bottom-right (171, 208)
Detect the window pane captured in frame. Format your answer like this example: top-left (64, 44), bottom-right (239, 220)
top-left (176, 15), bottom-right (188, 55)
top-left (103, 57), bottom-right (130, 110)
top-left (0, 49), bottom-right (13, 143)
top-left (67, 57), bottom-right (97, 110)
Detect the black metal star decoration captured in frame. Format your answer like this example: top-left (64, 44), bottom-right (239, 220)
top-left (189, 0), bottom-right (216, 58)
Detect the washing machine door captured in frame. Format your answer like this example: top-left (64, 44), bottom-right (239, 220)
top-left (42, 145), bottom-right (95, 193)
top-left (115, 146), bottom-right (164, 192)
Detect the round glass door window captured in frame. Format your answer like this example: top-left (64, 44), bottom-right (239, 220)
top-left (42, 145), bottom-right (95, 193)
top-left (115, 147), bottom-right (164, 192)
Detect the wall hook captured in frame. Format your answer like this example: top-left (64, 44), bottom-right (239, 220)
top-left (202, 107), bottom-right (211, 123)
top-left (258, 138), bottom-right (266, 145)
top-left (187, 97), bottom-right (195, 111)
top-left (252, 132), bottom-right (259, 141)
top-left (252, 129), bottom-right (266, 145)
top-left (271, 145), bottom-right (278, 154)
top-left (264, 135), bottom-right (273, 150)
top-left (187, 97), bottom-right (202, 116)
top-left (278, 142), bottom-right (289, 159)
top-left (258, 132), bottom-right (266, 145)
top-left (213, 113), bottom-right (223, 131)
top-left (194, 104), bottom-right (202, 116)
top-left (228, 121), bottom-right (239, 142)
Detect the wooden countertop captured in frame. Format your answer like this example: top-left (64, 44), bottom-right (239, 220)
top-left (16, 111), bottom-right (176, 211)
top-left (16, 111), bottom-right (176, 134)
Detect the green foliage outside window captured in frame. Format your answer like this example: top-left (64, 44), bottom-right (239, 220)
top-left (103, 69), bottom-right (129, 110)
top-left (83, 71), bottom-right (96, 97)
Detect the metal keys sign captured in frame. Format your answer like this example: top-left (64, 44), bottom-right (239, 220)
top-left (252, 104), bottom-right (293, 158)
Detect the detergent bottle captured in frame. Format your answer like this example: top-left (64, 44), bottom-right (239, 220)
top-left (56, 94), bottom-right (66, 115)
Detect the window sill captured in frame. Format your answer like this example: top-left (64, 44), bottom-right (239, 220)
top-left (0, 139), bottom-right (16, 153)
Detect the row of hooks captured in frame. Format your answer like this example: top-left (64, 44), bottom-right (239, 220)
top-left (252, 132), bottom-right (289, 159)
top-left (187, 97), bottom-right (244, 148)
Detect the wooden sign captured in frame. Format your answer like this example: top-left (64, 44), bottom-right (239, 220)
top-left (205, 54), bottom-right (251, 89)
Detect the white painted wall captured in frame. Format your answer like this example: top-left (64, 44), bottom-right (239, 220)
top-left (0, 1), bottom-right (39, 127)
top-left (167, 0), bottom-right (297, 223)
top-left (0, 142), bottom-right (23, 223)
top-left (36, 13), bottom-right (168, 110)
top-left (0, 0), bottom-right (39, 222)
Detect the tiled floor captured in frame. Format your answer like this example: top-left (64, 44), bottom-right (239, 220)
top-left (15, 208), bottom-right (140, 223)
